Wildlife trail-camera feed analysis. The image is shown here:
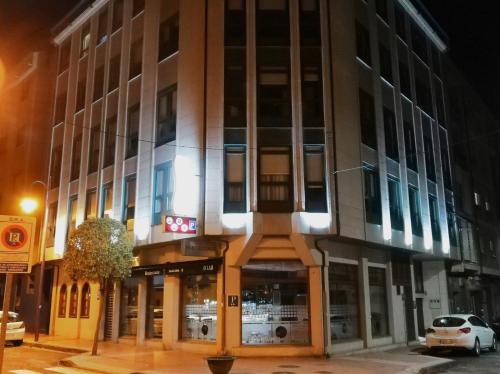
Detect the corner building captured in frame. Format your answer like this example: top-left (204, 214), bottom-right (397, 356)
top-left (45, 0), bottom-right (455, 356)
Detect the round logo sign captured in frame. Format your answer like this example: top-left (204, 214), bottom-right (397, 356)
top-left (1, 224), bottom-right (28, 250)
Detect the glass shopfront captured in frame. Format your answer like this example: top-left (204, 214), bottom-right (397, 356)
top-left (329, 263), bottom-right (360, 342)
top-left (368, 267), bottom-right (389, 337)
top-left (146, 275), bottom-right (164, 339)
top-left (120, 277), bottom-right (139, 337)
top-left (180, 273), bottom-right (217, 342)
top-left (241, 261), bottom-right (310, 345)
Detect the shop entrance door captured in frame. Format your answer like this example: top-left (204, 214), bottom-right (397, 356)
top-left (416, 298), bottom-right (425, 337)
top-left (146, 275), bottom-right (164, 339)
top-left (119, 278), bottom-right (139, 337)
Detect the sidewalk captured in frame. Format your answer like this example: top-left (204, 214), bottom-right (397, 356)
top-left (24, 335), bottom-right (454, 374)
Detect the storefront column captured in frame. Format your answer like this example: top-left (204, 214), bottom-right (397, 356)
top-left (385, 258), bottom-right (396, 342)
top-left (309, 266), bottom-right (326, 355)
top-left (111, 280), bottom-right (121, 343)
top-left (322, 261), bottom-right (332, 354)
top-left (136, 277), bottom-right (147, 345)
top-left (359, 258), bottom-right (372, 347)
top-left (224, 265), bottom-right (241, 351)
top-left (163, 275), bottom-right (180, 349)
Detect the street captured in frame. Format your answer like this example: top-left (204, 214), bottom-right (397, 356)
top-left (1, 345), bottom-right (87, 374)
top-left (433, 349), bottom-right (500, 373)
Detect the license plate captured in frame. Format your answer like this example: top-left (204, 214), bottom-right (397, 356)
top-left (440, 339), bottom-right (453, 344)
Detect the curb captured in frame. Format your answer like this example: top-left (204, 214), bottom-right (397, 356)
top-left (417, 360), bottom-right (457, 374)
top-left (23, 341), bottom-right (89, 354)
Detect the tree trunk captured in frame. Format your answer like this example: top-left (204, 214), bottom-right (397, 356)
top-left (92, 280), bottom-right (107, 356)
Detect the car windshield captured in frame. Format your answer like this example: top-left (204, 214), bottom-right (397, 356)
top-left (433, 317), bottom-right (465, 327)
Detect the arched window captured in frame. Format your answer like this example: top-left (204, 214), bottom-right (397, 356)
top-left (80, 283), bottom-right (91, 318)
top-left (58, 284), bottom-right (67, 317)
top-left (69, 283), bottom-right (78, 318)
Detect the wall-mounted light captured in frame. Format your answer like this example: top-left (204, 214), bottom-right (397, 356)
top-left (303, 213), bottom-right (331, 229)
top-left (222, 213), bottom-right (248, 230)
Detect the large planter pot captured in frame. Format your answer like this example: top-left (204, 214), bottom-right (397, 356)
top-left (205, 356), bottom-right (236, 374)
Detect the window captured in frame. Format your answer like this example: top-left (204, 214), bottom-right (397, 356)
top-left (225, 0), bottom-right (246, 46)
top-left (413, 260), bottom-right (424, 293)
top-left (439, 129), bottom-right (451, 188)
top-left (101, 183), bottom-right (113, 218)
top-left (411, 22), bottom-right (428, 62)
top-left (58, 285), bottom-right (67, 317)
top-left (258, 147), bottom-right (292, 212)
top-left (224, 48), bottom-right (246, 127)
top-left (399, 58), bottom-right (411, 98)
top-left (423, 125), bottom-right (435, 182)
top-left (126, 104), bottom-right (140, 158)
top-left (257, 48), bottom-right (291, 126)
top-left (58, 41), bottom-right (71, 74)
top-left (435, 78), bottom-right (445, 124)
top-left (50, 145), bottom-right (63, 188)
top-left (299, 0), bottom-right (321, 46)
top-left (181, 273), bottom-right (217, 342)
top-left (375, 0), bottom-right (388, 22)
top-left (224, 147), bottom-right (246, 213)
top-left (156, 86), bottom-right (177, 146)
top-left (80, 23), bottom-right (90, 57)
top-left (158, 14), bottom-right (179, 61)
top-left (359, 89), bottom-right (377, 149)
top-left (55, 92), bottom-right (67, 124)
top-left (97, 8), bottom-right (108, 44)
top-left (129, 39), bottom-right (143, 79)
top-left (69, 284), bottom-right (78, 318)
top-left (146, 276), bottom-right (164, 338)
top-left (384, 107), bottom-right (398, 161)
top-left (379, 43), bottom-right (392, 83)
top-left (46, 202), bottom-right (58, 247)
top-left (80, 283), bottom-right (91, 318)
top-left (395, 5), bottom-right (406, 41)
top-left (93, 65), bottom-right (104, 101)
top-left (474, 192), bottom-right (481, 206)
top-left (429, 195), bottom-right (440, 242)
top-left (122, 175), bottom-right (136, 230)
top-left (414, 60), bottom-right (432, 115)
top-left (431, 46), bottom-right (441, 77)
top-left (119, 278), bottom-right (138, 336)
top-left (67, 195), bottom-right (78, 239)
top-left (112, 0), bottom-right (123, 32)
top-left (256, 0), bottom-right (290, 46)
top-left (108, 54), bottom-right (121, 91)
top-left (85, 189), bottom-right (97, 220)
top-left (132, 0), bottom-right (145, 16)
top-left (304, 146), bottom-right (327, 212)
top-left (329, 263), bottom-right (360, 341)
top-left (301, 48), bottom-right (323, 126)
top-left (364, 166), bottom-right (381, 225)
top-left (104, 116), bottom-right (116, 167)
top-left (88, 124), bottom-right (100, 174)
top-left (242, 261), bottom-right (309, 345)
top-left (408, 186), bottom-right (422, 237)
top-left (388, 178), bottom-right (403, 231)
top-left (447, 204), bottom-right (457, 247)
top-left (369, 267), bottom-right (389, 337)
top-left (403, 120), bottom-right (418, 171)
top-left (76, 79), bottom-right (86, 112)
top-left (355, 21), bottom-right (371, 66)
top-left (153, 163), bottom-right (173, 225)
top-left (70, 134), bottom-right (82, 181)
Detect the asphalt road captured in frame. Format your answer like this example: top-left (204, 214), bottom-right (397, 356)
top-left (0, 345), bottom-right (86, 374)
top-left (432, 348), bottom-right (500, 373)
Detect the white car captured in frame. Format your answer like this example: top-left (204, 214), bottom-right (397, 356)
top-left (426, 314), bottom-right (497, 356)
top-left (0, 312), bottom-right (25, 346)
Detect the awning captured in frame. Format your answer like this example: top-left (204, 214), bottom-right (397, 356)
top-left (131, 258), bottom-right (223, 277)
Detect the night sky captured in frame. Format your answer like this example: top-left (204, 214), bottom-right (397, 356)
top-left (0, 0), bottom-right (499, 118)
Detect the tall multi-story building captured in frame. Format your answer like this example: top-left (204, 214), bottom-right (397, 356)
top-left (444, 60), bottom-right (500, 321)
top-left (45, 0), bottom-right (456, 356)
top-left (0, 49), bottom-right (56, 332)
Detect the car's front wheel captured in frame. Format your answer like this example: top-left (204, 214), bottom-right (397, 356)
top-left (490, 336), bottom-right (497, 352)
top-left (12, 340), bottom-right (22, 347)
top-left (471, 338), bottom-right (481, 357)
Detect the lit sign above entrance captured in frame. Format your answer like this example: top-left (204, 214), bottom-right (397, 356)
top-left (165, 215), bottom-right (197, 234)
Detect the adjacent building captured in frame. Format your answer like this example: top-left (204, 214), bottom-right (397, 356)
top-left (42, 0), bottom-right (477, 356)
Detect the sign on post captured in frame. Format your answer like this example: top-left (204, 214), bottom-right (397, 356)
top-left (0, 215), bottom-right (36, 274)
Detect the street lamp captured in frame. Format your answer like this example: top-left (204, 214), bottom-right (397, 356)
top-left (19, 180), bottom-right (49, 342)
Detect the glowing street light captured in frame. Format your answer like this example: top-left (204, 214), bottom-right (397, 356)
top-left (20, 197), bottom-right (39, 214)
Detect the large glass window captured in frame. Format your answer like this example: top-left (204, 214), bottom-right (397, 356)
top-left (379, 43), bottom-right (392, 83)
top-left (304, 145), bottom-right (327, 212)
top-left (146, 275), bottom-right (164, 339)
top-left (158, 14), bottom-right (179, 61)
top-left (156, 85), bottom-right (177, 146)
top-left (101, 183), bottom-right (113, 218)
top-left (258, 147), bottom-right (292, 212)
top-left (359, 89), bottom-right (377, 149)
top-left (122, 176), bottom-right (136, 230)
top-left (104, 116), bottom-right (116, 167)
top-left (364, 166), bottom-right (382, 225)
top-left (112, 0), bottom-right (123, 32)
top-left (129, 39), bottom-right (143, 79)
top-left (108, 54), bottom-right (121, 92)
top-left (256, 0), bottom-right (290, 46)
top-left (67, 195), bottom-right (78, 239)
top-left (422, 118), bottom-right (435, 182)
top-left (88, 124), bottom-right (100, 174)
top-left (97, 8), bottom-right (108, 44)
top-left (58, 284), bottom-right (67, 317)
top-left (224, 48), bottom-right (246, 127)
top-left (429, 194), bottom-right (441, 242)
top-left (355, 21), bottom-right (371, 66)
top-left (80, 283), bottom-right (91, 318)
top-left (388, 177), bottom-right (403, 231)
top-left (120, 277), bottom-right (138, 336)
top-left (224, 146), bottom-right (246, 213)
top-left (126, 104), bottom-right (140, 158)
top-left (329, 263), bottom-right (360, 342)
top-left (403, 120), bottom-right (418, 171)
top-left (46, 202), bottom-right (58, 247)
top-left (153, 162), bottom-right (173, 225)
top-left (225, 0), bottom-right (246, 46)
top-left (384, 107), bottom-right (398, 161)
top-left (408, 186), bottom-right (423, 237)
top-left (69, 284), bottom-right (78, 318)
top-left (369, 267), bottom-right (389, 337)
top-left (50, 144), bottom-right (63, 188)
top-left (181, 274), bottom-right (217, 342)
top-left (242, 261), bottom-right (309, 345)
top-left (85, 189), bottom-right (97, 220)
top-left (80, 23), bottom-right (90, 57)
top-left (93, 65), bottom-right (105, 101)
top-left (58, 41), bottom-right (71, 74)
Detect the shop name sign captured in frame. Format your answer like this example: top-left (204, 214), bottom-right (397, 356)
top-left (164, 258), bottom-right (222, 276)
top-left (165, 215), bottom-right (197, 234)
top-left (0, 215), bottom-right (36, 274)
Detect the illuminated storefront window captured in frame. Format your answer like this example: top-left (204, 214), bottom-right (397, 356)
top-left (241, 261), bottom-right (310, 345)
top-left (368, 267), bottom-right (389, 337)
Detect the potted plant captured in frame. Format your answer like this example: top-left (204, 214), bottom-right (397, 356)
top-left (205, 355), bottom-right (236, 374)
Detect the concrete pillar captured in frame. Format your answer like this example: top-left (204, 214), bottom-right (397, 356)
top-left (359, 258), bottom-right (372, 347)
top-left (163, 276), bottom-right (180, 349)
top-left (322, 260), bottom-right (333, 354)
top-left (136, 277), bottom-right (147, 345)
top-left (385, 258), bottom-right (396, 343)
top-left (309, 266), bottom-right (325, 355)
top-left (224, 265), bottom-right (241, 351)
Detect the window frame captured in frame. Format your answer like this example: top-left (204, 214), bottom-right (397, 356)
top-left (156, 85), bottom-right (177, 146)
top-left (152, 162), bottom-right (173, 225)
top-left (224, 146), bottom-right (247, 213)
top-left (69, 283), bottom-right (79, 318)
top-left (125, 104), bottom-right (140, 159)
top-left (80, 283), bottom-right (91, 318)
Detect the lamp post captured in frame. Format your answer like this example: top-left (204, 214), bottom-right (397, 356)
top-left (20, 180), bottom-right (49, 342)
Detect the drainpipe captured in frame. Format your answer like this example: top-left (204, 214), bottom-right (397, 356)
top-left (220, 239), bottom-right (229, 355)
top-left (315, 238), bottom-right (330, 358)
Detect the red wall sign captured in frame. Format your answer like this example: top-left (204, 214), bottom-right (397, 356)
top-left (165, 216), bottom-right (197, 234)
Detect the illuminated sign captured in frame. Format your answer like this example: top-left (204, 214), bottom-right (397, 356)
top-left (0, 215), bottom-right (36, 274)
top-left (165, 215), bottom-right (197, 234)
